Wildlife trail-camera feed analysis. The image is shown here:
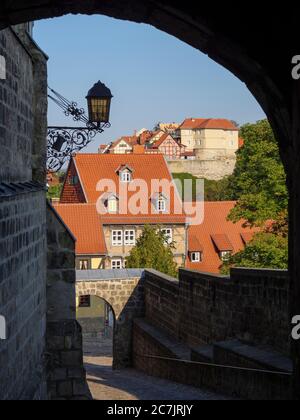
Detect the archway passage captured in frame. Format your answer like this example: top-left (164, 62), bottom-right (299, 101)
top-left (76, 270), bottom-right (145, 370)
top-left (77, 295), bottom-right (115, 362)
top-left (1, 1), bottom-right (300, 397)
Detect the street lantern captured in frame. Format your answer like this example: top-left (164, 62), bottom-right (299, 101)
top-left (47, 81), bottom-right (113, 172)
top-left (86, 81), bottom-right (113, 125)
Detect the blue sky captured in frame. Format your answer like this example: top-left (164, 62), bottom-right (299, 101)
top-left (34, 14), bottom-right (265, 152)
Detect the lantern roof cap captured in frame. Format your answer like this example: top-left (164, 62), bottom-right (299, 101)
top-left (86, 81), bottom-right (113, 99)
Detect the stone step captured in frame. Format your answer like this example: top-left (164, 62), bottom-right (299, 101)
top-left (134, 319), bottom-right (191, 361)
top-left (133, 320), bottom-right (293, 399)
top-left (213, 340), bottom-right (293, 374)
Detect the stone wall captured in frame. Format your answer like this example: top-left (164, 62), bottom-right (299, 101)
top-left (133, 319), bottom-right (292, 400)
top-left (0, 185), bottom-right (47, 400)
top-left (0, 28), bottom-right (33, 182)
top-left (145, 268), bottom-right (290, 355)
top-left (0, 24), bottom-right (49, 400)
top-left (47, 203), bottom-right (76, 321)
top-left (76, 269), bottom-right (145, 369)
top-left (46, 204), bottom-right (91, 400)
top-left (46, 320), bottom-right (90, 400)
top-left (168, 157), bottom-right (236, 181)
top-left (13, 25), bottom-right (48, 184)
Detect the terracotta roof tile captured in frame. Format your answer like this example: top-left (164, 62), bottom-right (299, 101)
top-left (180, 118), bottom-right (239, 131)
top-left (189, 235), bottom-right (203, 252)
top-left (211, 234), bottom-right (234, 252)
top-left (187, 201), bottom-right (259, 274)
top-left (71, 154), bottom-right (186, 224)
top-left (54, 203), bottom-right (107, 256)
top-left (241, 232), bottom-right (255, 244)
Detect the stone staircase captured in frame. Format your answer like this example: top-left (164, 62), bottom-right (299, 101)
top-left (133, 319), bottom-right (293, 400)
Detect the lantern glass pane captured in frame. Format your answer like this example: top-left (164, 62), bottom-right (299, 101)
top-left (89, 98), bottom-right (111, 123)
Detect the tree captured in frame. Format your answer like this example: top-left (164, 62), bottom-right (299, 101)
top-left (227, 119), bottom-right (288, 227)
top-left (222, 119), bottom-right (289, 272)
top-left (47, 183), bottom-right (63, 200)
top-left (221, 232), bottom-right (288, 274)
top-left (172, 173), bottom-right (234, 202)
top-left (126, 226), bottom-right (178, 277)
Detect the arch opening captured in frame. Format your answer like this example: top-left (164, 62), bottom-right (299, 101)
top-left (0, 1), bottom-right (291, 160)
top-left (0, 0), bottom-right (298, 399)
top-left (76, 294), bottom-right (116, 380)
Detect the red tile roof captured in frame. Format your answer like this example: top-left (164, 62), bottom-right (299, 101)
top-left (70, 154), bottom-right (186, 225)
top-left (211, 234), bottom-right (234, 252)
top-left (180, 118), bottom-right (239, 131)
top-left (53, 204), bottom-right (107, 256)
top-left (186, 201), bottom-right (259, 274)
top-left (241, 232), bottom-right (255, 244)
top-left (180, 118), bottom-right (207, 130)
top-left (151, 133), bottom-right (169, 149)
top-left (189, 235), bottom-right (203, 252)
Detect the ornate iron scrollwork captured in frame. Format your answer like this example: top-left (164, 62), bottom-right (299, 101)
top-left (47, 125), bottom-right (110, 172)
top-left (47, 87), bottom-right (111, 172)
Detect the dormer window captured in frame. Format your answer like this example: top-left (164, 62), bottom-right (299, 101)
top-left (116, 164), bottom-right (134, 183)
top-left (101, 193), bottom-right (119, 214)
top-left (157, 198), bottom-right (167, 213)
top-left (220, 251), bottom-right (232, 262)
top-left (152, 193), bottom-right (168, 213)
top-left (211, 234), bottom-right (233, 262)
top-left (191, 252), bottom-right (202, 263)
top-left (108, 196), bottom-right (119, 213)
top-left (120, 171), bottom-right (132, 183)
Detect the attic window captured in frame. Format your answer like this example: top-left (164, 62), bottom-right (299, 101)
top-left (152, 193), bottom-right (168, 213)
top-left (220, 251), bottom-right (232, 262)
top-left (157, 198), bottom-right (166, 212)
top-left (120, 171), bottom-right (132, 183)
top-left (191, 252), bottom-right (202, 263)
top-left (107, 196), bottom-right (119, 213)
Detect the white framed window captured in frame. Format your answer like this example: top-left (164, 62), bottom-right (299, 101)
top-left (79, 260), bottom-right (89, 270)
top-left (108, 197), bottom-right (118, 213)
top-left (124, 230), bottom-right (136, 246)
top-left (191, 252), bottom-right (202, 263)
top-left (157, 198), bottom-right (167, 213)
top-left (112, 230), bottom-right (123, 246)
top-left (220, 251), bottom-right (231, 261)
top-left (161, 228), bottom-right (173, 245)
top-left (120, 171), bottom-right (132, 183)
top-left (111, 259), bottom-right (123, 270)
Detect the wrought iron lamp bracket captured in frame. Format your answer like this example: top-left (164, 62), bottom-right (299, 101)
top-left (47, 87), bottom-right (110, 172)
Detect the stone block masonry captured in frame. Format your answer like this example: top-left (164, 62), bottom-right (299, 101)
top-left (0, 27), bottom-right (34, 182)
top-left (46, 320), bottom-right (91, 400)
top-left (0, 187), bottom-right (47, 400)
top-left (47, 204), bottom-right (90, 400)
top-left (134, 268), bottom-right (291, 399)
top-left (47, 203), bottom-right (76, 321)
top-left (168, 156), bottom-right (236, 181)
top-left (145, 268), bottom-right (290, 356)
top-left (76, 269), bottom-right (145, 369)
top-left (0, 24), bottom-right (49, 400)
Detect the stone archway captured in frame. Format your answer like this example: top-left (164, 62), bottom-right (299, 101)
top-left (0, 2), bottom-right (294, 153)
top-left (1, 1), bottom-right (299, 396)
top-left (76, 272), bottom-right (145, 369)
